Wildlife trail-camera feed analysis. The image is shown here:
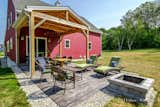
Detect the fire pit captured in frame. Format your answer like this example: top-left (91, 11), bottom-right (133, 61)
top-left (108, 73), bottom-right (155, 103)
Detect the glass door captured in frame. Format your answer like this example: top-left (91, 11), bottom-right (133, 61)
top-left (37, 39), bottom-right (46, 57)
top-left (26, 37), bottom-right (46, 57)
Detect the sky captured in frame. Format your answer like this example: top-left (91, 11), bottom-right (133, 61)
top-left (0, 0), bottom-right (153, 44)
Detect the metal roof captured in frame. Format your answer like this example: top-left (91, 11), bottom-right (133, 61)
top-left (12, 0), bottom-right (101, 33)
top-left (13, 0), bottom-right (52, 10)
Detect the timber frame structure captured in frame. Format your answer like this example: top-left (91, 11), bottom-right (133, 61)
top-left (13, 6), bottom-right (90, 76)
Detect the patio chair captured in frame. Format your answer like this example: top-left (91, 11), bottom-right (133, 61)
top-left (67, 56), bottom-right (73, 63)
top-left (88, 55), bottom-right (98, 64)
top-left (73, 55), bottom-right (99, 71)
top-left (36, 57), bottom-right (52, 82)
top-left (51, 66), bottom-right (75, 94)
top-left (94, 56), bottom-right (123, 76)
top-left (62, 56), bottom-right (67, 58)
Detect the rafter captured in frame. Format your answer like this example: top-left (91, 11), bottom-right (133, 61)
top-left (34, 19), bottom-right (46, 29)
top-left (33, 11), bottom-right (88, 30)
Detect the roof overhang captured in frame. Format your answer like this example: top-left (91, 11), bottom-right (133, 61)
top-left (12, 10), bottom-right (28, 29)
top-left (12, 9), bottom-right (89, 35)
top-left (13, 6), bottom-right (102, 35)
top-left (24, 6), bottom-right (90, 28)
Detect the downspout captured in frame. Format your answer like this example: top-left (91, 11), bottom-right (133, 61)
top-left (25, 12), bottom-right (32, 78)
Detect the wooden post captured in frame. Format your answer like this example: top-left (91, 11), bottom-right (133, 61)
top-left (30, 12), bottom-right (35, 76)
top-left (82, 30), bottom-right (89, 63)
top-left (16, 29), bottom-right (20, 64)
top-left (59, 35), bottom-right (63, 57)
top-left (86, 31), bottom-right (89, 63)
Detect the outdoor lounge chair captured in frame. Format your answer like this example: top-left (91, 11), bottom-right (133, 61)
top-left (73, 55), bottom-right (99, 71)
top-left (88, 55), bottom-right (98, 64)
top-left (94, 56), bottom-right (123, 76)
top-left (51, 66), bottom-right (75, 94)
top-left (36, 57), bottom-right (52, 82)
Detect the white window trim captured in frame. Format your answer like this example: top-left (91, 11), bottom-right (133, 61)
top-left (64, 39), bottom-right (70, 48)
top-left (10, 12), bottom-right (12, 25)
top-left (7, 40), bottom-right (9, 52)
top-left (8, 17), bottom-right (10, 29)
top-left (10, 37), bottom-right (13, 50)
top-left (89, 41), bottom-right (92, 51)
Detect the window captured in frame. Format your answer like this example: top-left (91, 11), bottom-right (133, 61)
top-left (8, 17), bottom-right (10, 29)
top-left (10, 38), bottom-right (13, 50)
top-left (89, 42), bottom-right (92, 50)
top-left (7, 12), bottom-right (12, 29)
top-left (10, 12), bottom-right (12, 25)
top-left (64, 39), bottom-right (70, 48)
top-left (7, 41), bottom-right (9, 52)
top-left (16, 13), bottom-right (19, 19)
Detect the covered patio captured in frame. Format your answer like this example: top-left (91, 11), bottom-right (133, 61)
top-left (17, 63), bottom-right (114, 107)
top-left (13, 6), bottom-right (91, 76)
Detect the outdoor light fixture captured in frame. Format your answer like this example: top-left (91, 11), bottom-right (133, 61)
top-left (48, 38), bottom-right (51, 43)
top-left (21, 36), bottom-right (24, 40)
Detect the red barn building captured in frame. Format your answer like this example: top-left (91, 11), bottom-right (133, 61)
top-left (4, 0), bottom-right (102, 73)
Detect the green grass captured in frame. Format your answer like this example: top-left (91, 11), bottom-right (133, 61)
top-left (0, 68), bottom-right (30, 107)
top-left (98, 49), bottom-right (160, 107)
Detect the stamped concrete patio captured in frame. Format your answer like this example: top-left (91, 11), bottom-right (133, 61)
top-left (19, 64), bottom-right (114, 107)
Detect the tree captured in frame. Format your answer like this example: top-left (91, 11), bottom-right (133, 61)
top-left (101, 1), bottom-right (160, 51)
top-left (100, 28), bottom-right (107, 50)
top-left (108, 26), bottom-right (125, 50)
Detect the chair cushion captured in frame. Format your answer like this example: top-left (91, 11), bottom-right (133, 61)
top-left (75, 63), bottom-right (93, 68)
top-left (94, 66), bottom-right (114, 74)
top-left (42, 69), bottom-right (51, 74)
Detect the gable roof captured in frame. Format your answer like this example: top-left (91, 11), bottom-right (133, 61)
top-left (12, 0), bottom-right (101, 34)
top-left (81, 17), bottom-right (101, 33)
top-left (13, 0), bottom-right (52, 11)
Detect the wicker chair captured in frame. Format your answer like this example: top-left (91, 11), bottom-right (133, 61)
top-left (51, 66), bottom-right (75, 94)
top-left (36, 57), bottom-right (52, 82)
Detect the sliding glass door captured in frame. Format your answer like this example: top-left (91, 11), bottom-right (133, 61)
top-left (26, 37), bottom-right (47, 57)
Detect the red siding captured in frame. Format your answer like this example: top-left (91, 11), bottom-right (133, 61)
top-left (5, 0), bottom-right (16, 61)
top-left (89, 32), bottom-right (102, 57)
top-left (62, 33), bottom-right (87, 59)
top-left (7, 0), bottom-right (102, 63)
top-left (19, 27), bottom-right (101, 62)
top-left (61, 32), bottom-right (101, 59)
top-left (19, 27), bottom-right (60, 63)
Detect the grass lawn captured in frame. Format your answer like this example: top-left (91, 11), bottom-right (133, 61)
top-left (0, 68), bottom-right (30, 107)
top-left (97, 49), bottom-right (160, 107)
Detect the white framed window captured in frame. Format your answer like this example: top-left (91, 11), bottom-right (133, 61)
top-left (7, 12), bottom-right (12, 29)
top-left (89, 42), bottom-right (92, 50)
top-left (8, 17), bottom-right (10, 29)
top-left (7, 40), bottom-right (9, 52)
top-left (64, 39), bottom-right (70, 48)
top-left (10, 38), bottom-right (13, 50)
top-left (10, 12), bottom-right (12, 25)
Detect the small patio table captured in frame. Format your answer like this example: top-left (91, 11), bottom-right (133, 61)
top-left (63, 65), bottom-right (85, 87)
top-left (52, 58), bottom-right (70, 67)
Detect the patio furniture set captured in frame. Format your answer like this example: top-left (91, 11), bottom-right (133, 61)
top-left (35, 55), bottom-right (123, 93)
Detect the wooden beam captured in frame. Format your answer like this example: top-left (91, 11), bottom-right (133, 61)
top-left (43, 21), bottom-right (78, 31)
top-left (34, 19), bottom-right (46, 29)
top-left (41, 21), bottom-right (71, 31)
top-left (30, 12), bottom-right (35, 76)
top-left (66, 11), bottom-right (69, 21)
top-left (33, 11), bottom-right (88, 30)
top-left (59, 36), bottom-right (63, 57)
top-left (16, 29), bottom-right (20, 64)
top-left (40, 26), bottom-right (65, 33)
